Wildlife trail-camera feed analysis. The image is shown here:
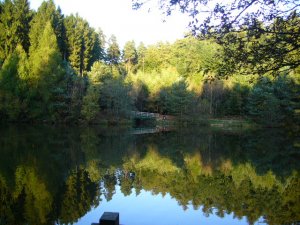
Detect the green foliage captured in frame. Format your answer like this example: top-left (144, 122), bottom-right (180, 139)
top-left (222, 84), bottom-right (250, 116)
top-left (29, 0), bottom-right (64, 54)
top-left (0, 45), bottom-right (29, 120)
top-left (64, 14), bottom-right (101, 76)
top-left (14, 166), bottom-right (53, 224)
top-left (159, 80), bottom-right (195, 116)
top-left (141, 42), bottom-right (172, 72)
top-left (0, 125), bottom-right (300, 224)
top-left (246, 76), bottom-right (295, 126)
top-left (81, 62), bottom-right (104, 122)
top-left (171, 37), bottom-right (221, 76)
top-left (27, 22), bottom-right (66, 119)
top-left (136, 42), bottom-right (146, 72)
top-left (0, 0), bottom-right (32, 64)
top-left (99, 76), bottom-right (133, 119)
top-left (123, 40), bottom-right (138, 73)
top-left (81, 85), bottom-right (100, 122)
top-left (133, 0), bottom-right (300, 76)
top-left (0, 0), bottom-right (298, 126)
top-left (107, 34), bottom-right (120, 65)
top-left (59, 168), bottom-right (98, 224)
top-left (81, 61), bottom-right (133, 122)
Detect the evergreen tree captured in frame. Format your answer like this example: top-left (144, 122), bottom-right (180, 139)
top-left (64, 14), bottom-right (82, 75)
top-left (0, 0), bottom-right (31, 64)
top-left (13, 0), bottom-right (32, 53)
top-left (107, 35), bottom-right (120, 65)
top-left (247, 79), bottom-right (281, 126)
top-left (161, 80), bottom-right (195, 117)
top-left (123, 40), bottom-right (138, 73)
top-left (137, 42), bottom-right (146, 73)
top-left (53, 6), bottom-right (67, 59)
top-left (96, 28), bottom-right (106, 61)
top-left (65, 14), bottom-right (99, 76)
top-left (29, 0), bottom-right (66, 57)
top-left (82, 21), bottom-right (99, 74)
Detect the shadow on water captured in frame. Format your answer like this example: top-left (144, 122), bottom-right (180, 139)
top-left (0, 124), bottom-right (299, 225)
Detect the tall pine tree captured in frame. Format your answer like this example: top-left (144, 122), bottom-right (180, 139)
top-left (65, 14), bottom-right (100, 76)
top-left (0, 0), bottom-right (31, 64)
top-left (107, 35), bottom-right (120, 65)
top-left (123, 40), bottom-right (138, 73)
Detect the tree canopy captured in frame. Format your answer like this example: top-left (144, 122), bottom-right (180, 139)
top-left (0, 0), bottom-right (299, 126)
top-left (132, 0), bottom-right (300, 76)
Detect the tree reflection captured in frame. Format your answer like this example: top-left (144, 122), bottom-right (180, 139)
top-left (58, 167), bottom-right (99, 224)
top-left (102, 172), bottom-right (117, 202)
top-left (123, 149), bottom-right (300, 225)
top-left (0, 125), bottom-right (299, 225)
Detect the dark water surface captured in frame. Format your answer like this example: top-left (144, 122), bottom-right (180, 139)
top-left (0, 125), bottom-right (299, 225)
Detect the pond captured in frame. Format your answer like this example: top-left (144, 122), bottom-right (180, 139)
top-left (0, 125), bottom-right (299, 225)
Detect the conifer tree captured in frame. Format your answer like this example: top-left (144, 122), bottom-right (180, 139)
top-left (0, 0), bottom-right (31, 64)
top-left (13, 0), bottom-right (32, 53)
top-left (123, 40), bottom-right (138, 73)
top-left (137, 42), bottom-right (146, 72)
top-left (96, 28), bottom-right (106, 61)
top-left (64, 14), bottom-right (82, 75)
top-left (65, 14), bottom-right (101, 76)
top-left (107, 35), bottom-right (120, 65)
top-left (29, 0), bottom-right (66, 57)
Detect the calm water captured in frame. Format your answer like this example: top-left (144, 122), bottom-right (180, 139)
top-left (0, 125), bottom-right (299, 225)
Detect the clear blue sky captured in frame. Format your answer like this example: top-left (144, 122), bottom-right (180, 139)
top-left (29, 0), bottom-right (190, 47)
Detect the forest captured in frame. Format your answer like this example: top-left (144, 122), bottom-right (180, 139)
top-left (0, 0), bottom-right (299, 127)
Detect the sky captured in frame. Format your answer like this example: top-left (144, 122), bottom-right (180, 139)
top-left (29, 0), bottom-right (190, 48)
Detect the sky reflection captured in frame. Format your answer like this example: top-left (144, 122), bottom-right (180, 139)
top-left (75, 186), bottom-right (266, 225)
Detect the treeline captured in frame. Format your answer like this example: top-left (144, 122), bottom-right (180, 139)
top-left (0, 0), bottom-right (299, 126)
top-left (0, 0), bottom-right (104, 121)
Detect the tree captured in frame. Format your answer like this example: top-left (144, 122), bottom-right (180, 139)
top-left (246, 75), bottom-right (296, 126)
top-left (12, 0), bottom-right (32, 52)
top-left (142, 42), bottom-right (172, 72)
top-left (133, 81), bottom-right (149, 111)
top-left (137, 42), bottom-right (146, 73)
top-left (222, 84), bottom-right (249, 116)
top-left (28, 21), bottom-right (66, 119)
top-left (64, 14), bottom-right (83, 75)
top-left (59, 168), bottom-right (98, 224)
top-left (29, 0), bottom-right (66, 56)
top-left (107, 35), bottom-right (120, 65)
top-left (160, 80), bottom-right (195, 117)
top-left (95, 28), bottom-right (106, 61)
top-left (133, 0), bottom-right (300, 76)
top-left (123, 40), bottom-right (138, 73)
top-left (171, 37), bottom-right (221, 76)
top-left (0, 46), bottom-right (23, 120)
top-left (0, 0), bottom-right (32, 64)
top-left (246, 78), bottom-right (282, 126)
top-left (81, 62), bottom-right (104, 122)
top-left (64, 14), bottom-right (100, 76)
top-left (100, 77), bottom-right (133, 119)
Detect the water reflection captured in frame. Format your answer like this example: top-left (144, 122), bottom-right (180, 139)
top-left (0, 125), bottom-right (299, 225)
